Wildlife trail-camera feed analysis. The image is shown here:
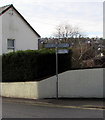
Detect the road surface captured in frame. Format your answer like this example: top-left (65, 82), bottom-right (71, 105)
top-left (2, 97), bottom-right (104, 118)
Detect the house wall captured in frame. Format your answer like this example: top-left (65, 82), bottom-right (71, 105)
top-left (2, 8), bottom-right (40, 54)
top-left (0, 68), bottom-right (104, 99)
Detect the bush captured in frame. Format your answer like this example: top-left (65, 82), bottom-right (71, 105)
top-left (2, 49), bottom-right (72, 82)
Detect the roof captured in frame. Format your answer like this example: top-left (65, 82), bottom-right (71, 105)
top-left (0, 4), bottom-right (13, 16)
top-left (0, 4), bottom-right (41, 37)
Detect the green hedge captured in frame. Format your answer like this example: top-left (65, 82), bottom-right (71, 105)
top-left (2, 49), bottom-right (72, 82)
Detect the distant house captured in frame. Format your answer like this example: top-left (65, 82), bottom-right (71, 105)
top-left (0, 4), bottom-right (40, 54)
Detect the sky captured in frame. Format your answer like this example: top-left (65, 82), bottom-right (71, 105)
top-left (0, 0), bottom-right (104, 38)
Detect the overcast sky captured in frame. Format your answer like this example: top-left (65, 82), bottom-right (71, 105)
top-left (0, 0), bottom-right (104, 38)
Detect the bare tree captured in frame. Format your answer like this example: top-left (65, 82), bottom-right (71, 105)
top-left (54, 23), bottom-right (73, 39)
top-left (53, 23), bottom-right (84, 39)
top-left (52, 23), bottom-right (102, 68)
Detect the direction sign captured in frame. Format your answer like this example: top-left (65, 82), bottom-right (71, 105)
top-left (57, 49), bottom-right (69, 54)
top-left (44, 42), bottom-right (70, 99)
top-left (57, 43), bottom-right (70, 48)
top-left (44, 43), bottom-right (56, 48)
top-left (44, 43), bottom-right (70, 48)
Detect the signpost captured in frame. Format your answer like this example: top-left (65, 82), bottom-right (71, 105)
top-left (44, 43), bottom-right (56, 48)
top-left (57, 49), bottom-right (69, 54)
top-left (57, 43), bottom-right (70, 48)
top-left (55, 44), bottom-right (58, 99)
top-left (44, 43), bottom-right (69, 48)
top-left (44, 43), bottom-right (70, 99)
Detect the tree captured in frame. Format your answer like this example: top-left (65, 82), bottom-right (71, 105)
top-left (53, 23), bottom-right (85, 40)
top-left (53, 23), bottom-right (93, 68)
top-left (51, 23), bottom-right (104, 68)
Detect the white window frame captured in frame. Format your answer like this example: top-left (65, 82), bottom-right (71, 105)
top-left (7, 39), bottom-right (15, 52)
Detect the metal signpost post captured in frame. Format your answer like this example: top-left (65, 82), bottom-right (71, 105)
top-left (44, 43), bottom-right (70, 99)
top-left (55, 42), bottom-right (58, 99)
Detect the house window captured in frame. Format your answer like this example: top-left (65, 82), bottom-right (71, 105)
top-left (7, 39), bottom-right (15, 52)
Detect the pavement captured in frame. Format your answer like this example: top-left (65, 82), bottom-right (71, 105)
top-left (2, 97), bottom-right (105, 111)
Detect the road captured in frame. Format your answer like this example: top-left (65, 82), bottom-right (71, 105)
top-left (2, 97), bottom-right (104, 118)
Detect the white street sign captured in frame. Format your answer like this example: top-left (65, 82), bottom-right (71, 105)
top-left (44, 43), bottom-right (70, 48)
top-left (57, 49), bottom-right (69, 54)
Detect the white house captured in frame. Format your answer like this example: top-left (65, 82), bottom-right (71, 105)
top-left (0, 4), bottom-right (40, 54)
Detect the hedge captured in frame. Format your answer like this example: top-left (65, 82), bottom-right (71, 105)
top-left (2, 49), bottom-right (72, 82)
top-left (94, 56), bottom-right (105, 67)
